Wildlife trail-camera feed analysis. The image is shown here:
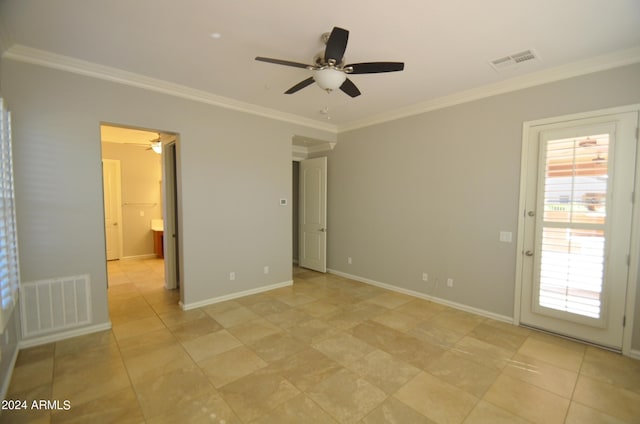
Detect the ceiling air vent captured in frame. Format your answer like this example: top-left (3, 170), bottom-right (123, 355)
top-left (490, 49), bottom-right (539, 71)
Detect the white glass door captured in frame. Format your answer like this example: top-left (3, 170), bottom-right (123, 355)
top-left (520, 111), bottom-right (638, 349)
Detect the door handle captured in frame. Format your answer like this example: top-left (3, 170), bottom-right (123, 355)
top-left (525, 250), bottom-right (534, 256)
top-left (319, 228), bottom-right (326, 232)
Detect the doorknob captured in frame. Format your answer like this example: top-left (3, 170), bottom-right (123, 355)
top-left (525, 250), bottom-right (534, 256)
top-left (527, 211), bottom-right (535, 217)
top-left (319, 228), bottom-right (326, 232)
top-left (113, 222), bottom-right (118, 226)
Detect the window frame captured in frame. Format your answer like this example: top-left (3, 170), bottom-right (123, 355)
top-left (0, 97), bottom-right (20, 334)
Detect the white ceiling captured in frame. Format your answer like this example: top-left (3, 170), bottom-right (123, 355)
top-left (1, 0), bottom-right (639, 130)
top-left (100, 125), bottom-right (160, 145)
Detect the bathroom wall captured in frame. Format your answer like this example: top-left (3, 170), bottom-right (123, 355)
top-left (102, 141), bottom-right (163, 258)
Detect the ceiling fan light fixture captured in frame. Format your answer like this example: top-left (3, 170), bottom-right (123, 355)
top-left (151, 140), bottom-right (162, 154)
top-left (313, 68), bottom-right (346, 91)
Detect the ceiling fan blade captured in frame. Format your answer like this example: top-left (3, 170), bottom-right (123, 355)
top-left (339, 78), bottom-right (361, 98)
top-left (285, 77), bottom-right (315, 94)
top-left (255, 57), bottom-right (310, 69)
top-left (324, 27), bottom-right (349, 63)
top-left (346, 62), bottom-right (405, 74)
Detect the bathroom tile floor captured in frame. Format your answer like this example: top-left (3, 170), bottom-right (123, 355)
top-left (3, 258), bottom-right (640, 423)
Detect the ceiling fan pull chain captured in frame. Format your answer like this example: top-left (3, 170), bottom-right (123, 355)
top-left (321, 92), bottom-right (332, 120)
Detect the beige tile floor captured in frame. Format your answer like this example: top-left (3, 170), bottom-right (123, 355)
top-left (3, 258), bottom-right (640, 423)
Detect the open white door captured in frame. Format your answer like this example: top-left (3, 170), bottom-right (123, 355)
top-left (299, 157), bottom-right (327, 272)
top-left (102, 159), bottom-right (122, 261)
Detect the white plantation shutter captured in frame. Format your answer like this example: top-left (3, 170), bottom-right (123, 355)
top-left (0, 97), bottom-right (20, 333)
top-left (537, 134), bottom-right (609, 320)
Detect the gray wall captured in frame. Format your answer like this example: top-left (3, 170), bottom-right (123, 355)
top-left (2, 58), bottom-right (334, 324)
top-left (327, 64), bottom-right (640, 347)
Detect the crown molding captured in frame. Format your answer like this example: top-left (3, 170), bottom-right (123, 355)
top-left (2, 44), bottom-right (338, 133)
top-left (3, 44), bottom-right (640, 135)
top-left (337, 46), bottom-right (640, 133)
top-left (291, 140), bottom-right (335, 161)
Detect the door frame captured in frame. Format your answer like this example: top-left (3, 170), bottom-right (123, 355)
top-left (514, 104), bottom-right (640, 357)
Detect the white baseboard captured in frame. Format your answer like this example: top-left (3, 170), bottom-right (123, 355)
top-left (328, 268), bottom-right (514, 324)
top-left (18, 322), bottom-right (112, 349)
top-left (0, 344), bottom-right (19, 401)
top-left (180, 280), bottom-right (294, 311)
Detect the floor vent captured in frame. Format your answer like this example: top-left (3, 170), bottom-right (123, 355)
top-left (20, 274), bottom-right (92, 338)
top-left (490, 49), bottom-right (539, 71)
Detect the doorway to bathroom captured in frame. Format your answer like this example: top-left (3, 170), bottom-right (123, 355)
top-left (100, 123), bottom-right (180, 293)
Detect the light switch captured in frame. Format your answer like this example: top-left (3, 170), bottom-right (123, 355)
top-left (279, 198), bottom-right (288, 206)
top-left (499, 231), bottom-right (513, 243)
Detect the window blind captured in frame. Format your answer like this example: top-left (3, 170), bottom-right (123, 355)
top-left (0, 97), bottom-right (20, 333)
top-left (538, 135), bottom-right (609, 319)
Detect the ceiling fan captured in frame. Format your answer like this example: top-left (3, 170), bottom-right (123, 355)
top-left (149, 136), bottom-right (162, 154)
top-left (255, 26), bottom-right (404, 98)
top-left (129, 134), bottom-right (162, 154)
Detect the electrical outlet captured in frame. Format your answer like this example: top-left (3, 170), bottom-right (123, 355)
top-left (348, 257), bottom-right (352, 265)
top-left (422, 273), bottom-right (428, 282)
top-left (499, 231), bottom-right (513, 243)
top-left (229, 272), bottom-right (235, 281)
top-left (446, 278), bottom-right (454, 287)
top-left (263, 266), bottom-right (269, 274)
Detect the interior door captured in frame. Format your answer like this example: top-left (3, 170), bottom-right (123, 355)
top-left (520, 111), bottom-right (638, 349)
top-left (162, 142), bottom-right (179, 290)
top-left (299, 157), bottom-right (327, 272)
top-left (102, 159), bottom-right (122, 261)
